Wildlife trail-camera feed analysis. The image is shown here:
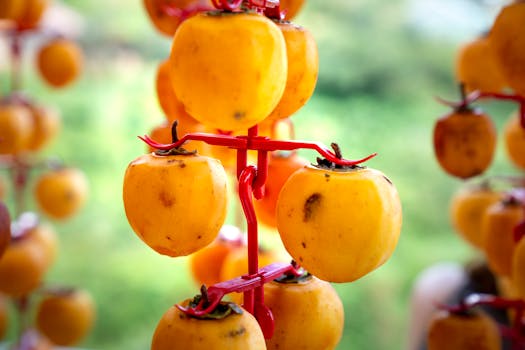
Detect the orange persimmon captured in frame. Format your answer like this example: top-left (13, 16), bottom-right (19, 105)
top-left (36, 38), bottom-right (83, 88)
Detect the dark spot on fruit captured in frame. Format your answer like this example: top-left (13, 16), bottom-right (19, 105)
top-left (179, 162), bottom-right (186, 168)
top-left (301, 241), bottom-right (306, 248)
top-left (324, 173), bottom-right (330, 182)
top-left (299, 256), bottom-right (303, 262)
top-left (228, 326), bottom-right (246, 337)
top-left (159, 191), bottom-right (175, 207)
top-left (303, 193), bottom-right (321, 222)
top-left (234, 111), bottom-right (246, 120)
top-left (382, 175), bottom-right (392, 185)
top-left (197, 235), bottom-right (202, 239)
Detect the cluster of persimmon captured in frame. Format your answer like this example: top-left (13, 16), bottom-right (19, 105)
top-left (123, 0), bottom-right (403, 349)
top-left (433, 0), bottom-right (525, 179)
top-left (426, 2), bottom-right (525, 348)
top-left (0, 1), bottom-right (94, 349)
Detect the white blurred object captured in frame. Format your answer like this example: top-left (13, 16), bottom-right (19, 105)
top-left (40, 1), bottom-right (85, 38)
top-left (407, 262), bottom-right (467, 350)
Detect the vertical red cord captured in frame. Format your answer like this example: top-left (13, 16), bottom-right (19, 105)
top-left (10, 30), bottom-right (22, 92)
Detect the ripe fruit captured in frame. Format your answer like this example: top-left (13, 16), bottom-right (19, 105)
top-left (489, 1), bottom-right (525, 95)
top-left (16, 0), bottom-right (48, 29)
top-left (34, 167), bottom-right (88, 220)
top-left (0, 294), bottom-right (7, 340)
top-left (0, 202), bottom-right (10, 259)
top-left (27, 105), bottom-right (60, 152)
top-left (427, 310), bottom-right (501, 350)
top-left (264, 274), bottom-right (344, 350)
top-left (170, 12), bottom-right (287, 131)
top-left (220, 246), bottom-right (279, 282)
top-left (280, 0), bottom-right (305, 20)
top-left (152, 300), bottom-right (266, 350)
top-left (0, 103), bottom-right (33, 154)
top-left (155, 59), bottom-right (187, 121)
top-left (503, 111), bottom-right (525, 171)
top-left (36, 288), bottom-right (95, 346)
top-left (0, 0), bottom-right (25, 20)
top-left (123, 152), bottom-right (228, 257)
top-left (449, 182), bottom-right (503, 249)
top-left (189, 227), bottom-right (242, 287)
top-left (0, 235), bottom-right (47, 297)
top-left (267, 22), bottom-right (318, 120)
top-left (455, 36), bottom-right (507, 93)
top-left (254, 152), bottom-right (308, 228)
top-left (433, 107), bottom-right (496, 179)
top-left (0, 176), bottom-right (6, 201)
top-left (482, 197), bottom-right (524, 277)
top-left (276, 165), bottom-right (402, 282)
top-left (36, 38), bottom-right (83, 88)
top-left (512, 236), bottom-right (525, 299)
top-left (25, 223), bottom-right (58, 270)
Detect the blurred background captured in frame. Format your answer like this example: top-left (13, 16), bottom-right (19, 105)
top-left (0, 0), bottom-right (521, 349)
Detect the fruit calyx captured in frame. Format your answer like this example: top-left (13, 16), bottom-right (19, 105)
top-left (274, 261), bottom-right (311, 284)
top-left (314, 143), bottom-right (364, 171)
top-left (186, 285), bottom-right (243, 320)
top-left (150, 121), bottom-right (196, 156)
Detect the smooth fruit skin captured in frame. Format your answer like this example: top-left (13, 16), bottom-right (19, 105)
top-left (37, 39), bottom-right (83, 88)
top-left (267, 22), bottom-right (318, 120)
top-left (36, 289), bottom-right (95, 346)
top-left (0, 104), bottom-right (33, 154)
top-left (189, 237), bottom-right (236, 287)
top-left (264, 277), bottom-right (344, 350)
top-left (455, 36), bottom-right (507, 93)
top-left (123, 153), bottom-right (228, 257)
top-left (0, 0), bottom-right (25, 20)
top-left (0, 236), bottom-right (47, 297)
top-left (155, 59), bottom-right (187, 121)
top-left (427, 310), bottom-right (501, 350)
top-left (26, 223), bottom-right (58, 270)
top-left (151, 302), bottom-right (266, 350)
top-left (16, 0), bottom-right (48, 29)
top-left (449, 185), bottom-right (503, 249)
top-left (504, 112), bottom-right (525, 171)
top-left (170, 12), bottom-right (287, 131)
top-left (276, 166), bottom-right (402, 282)
top-left (34, 167), bottom-right (88, 220)
top-left (482, 200), bottom-right (524, 277)
top-left (512, 237), bottom-right (525, 299)
top-left (489, 2), bottom-right (525, 96)
top-left (254, 153), bottom-right (308, 228)
top-left (433, 109), bottom-right (496, 179)
top-left (143, 0), bottom-right (196, 36)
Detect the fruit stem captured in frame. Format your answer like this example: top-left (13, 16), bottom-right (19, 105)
top-left (10, 29), bottom-right (23, 93)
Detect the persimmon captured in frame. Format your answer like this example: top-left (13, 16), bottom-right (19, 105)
top-left (449, 182), bottom-right (503, 249)
top-left (427, 310), bottom-right (501, 350)
top-left (455, 36), bottom-right (507, 93)
top-left (489, 1), bottom-right (525, 96)
top-left (0, 234), bottom-right (47, 297)
top-left (34, 167), bottom-right (88, 220)
top-left (25, 223), bottom-right (58, 270)
top-left (264, 273), bottom-right (344, 350)
top-left (15, 0), bottom-right (48, 29)
top-left (220, 245), bottom-right (279, 283)
top-left (0, 202), bottom-right (10, 258)
top-left (151, 299), bottom-right (266, 350)
top-left (481, 197), bottom-right (524, 277)
top-left (123, 152), bottom-right (228, 257)
top-left (169, 11), bottom-right (287, 131)
top-left (268, 22), bottom-right (318, 121)
top-left (36, 38), bottom-right (83, 88)
top-left (254, 152), bottom-right (308, 228)
top-left (512, 236), bottom-right (525, 299)
top-left (36, 288), bottom-right (95, 346)
top-left (503, 112), bottom-right (525, 171)
top-left (0, 294), bottom-right (7, 340)
top-left (27, 105), bottom-right (60, 152)
top-left (0, 0), bottom-right (25, 20)
top-left (276, 164), bottom-right (402, 282)
top-left (143, 0), bottom-right (195, 37)
top-left (433, 107), bottom-right (496, 179)
top-left (0, 176), bottom-right (6, 201)
top-left (189, 226), bottom-right (243, 287)
top-left (280, 0), bottom-right (306, 20)
top-left (0, 103), bottom-right (33, 154)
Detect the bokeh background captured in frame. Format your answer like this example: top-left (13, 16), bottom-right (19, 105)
top-left (0, 0), bottom-right (521, 349)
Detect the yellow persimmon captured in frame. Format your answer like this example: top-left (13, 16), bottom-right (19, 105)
top-left (280, 0), bottom-right (306, 20)
top-left (0, 104), bottom-right (33, 155)
top-left (123, 152), bottom-right (228, 257)
top-left (36, 38), bottom-right (83, 88)
top-left (503, 112), bottom-right (525, 171)
top-left (276, 165), bottom-right (402, 282)
top-left (170, 11), bottom-right (287, 131)
top-left (27, 105), bottom-right (60, 152)
top-left (267, 22), bottom-right (318, 120)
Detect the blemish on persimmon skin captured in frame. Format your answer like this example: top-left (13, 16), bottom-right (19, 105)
top-left (303, 193), bottom-right (321, 222)
top-left (227, 326), bottom-right (246, 338)
top-left (159, 191), bottom-right (175, 207)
